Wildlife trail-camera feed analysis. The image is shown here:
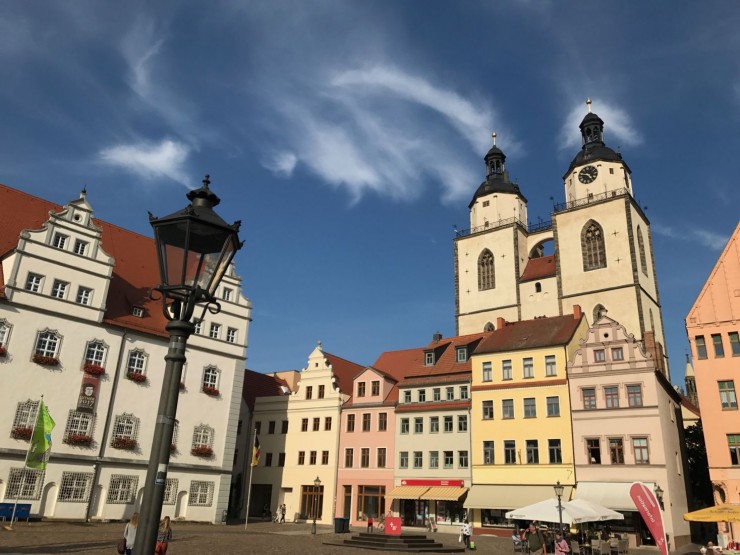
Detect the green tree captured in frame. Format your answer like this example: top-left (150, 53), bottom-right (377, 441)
top-left (685, 420), bottom-right (713, 508)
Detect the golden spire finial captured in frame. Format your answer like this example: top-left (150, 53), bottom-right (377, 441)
top-left (492, 132), bottom-right (497, 146)
top-left (586, 98), bottom-right (592, 113)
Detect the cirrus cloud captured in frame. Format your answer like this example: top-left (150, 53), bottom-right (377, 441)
top-left (98, 139), bottom-right (190, 186)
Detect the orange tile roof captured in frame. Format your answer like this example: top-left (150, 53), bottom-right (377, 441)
top-left (0, 184), bottom-right (186, 338)
top-left (323, 351), bottom-right (366, 396)
top-left (242, 369), bottom-right (287, 411)
top-left (474, 314), bottom-right (583, 354)
top-left (519, 255), bottom-right (556, 283)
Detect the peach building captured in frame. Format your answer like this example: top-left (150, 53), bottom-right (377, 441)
top-left (685, 222), bottom-right (740, 543)
top-left (569, 315), bottom-right (689, 548)
top-left (335, 367), bottom-right (399, 526)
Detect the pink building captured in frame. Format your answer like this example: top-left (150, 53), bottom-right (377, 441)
top-left (686, 222), bottom-right (740, 543)
top-left (336, 366), bottom-right (399, 526)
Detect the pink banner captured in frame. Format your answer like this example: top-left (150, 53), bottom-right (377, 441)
top-left (384, 516), bottom-right (402, 536)
top-left (630, 482), bottom-right (667, 555)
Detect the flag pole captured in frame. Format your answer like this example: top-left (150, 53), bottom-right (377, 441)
top-left (244, 427), bottom-right (257, 531)
top-left (5, 396), bottom-right (43, 531)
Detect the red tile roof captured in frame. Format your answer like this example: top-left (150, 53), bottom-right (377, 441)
top-left (519, 255), bottom-right (556, 283)
top-left (242, 369), bottom-right (287, 411)
top-left (0, 184), bottom-right (180, 338)
top-left (474, 314), bottom-right (584, 354)
top-left (323, 351), bottom-right (366, 396)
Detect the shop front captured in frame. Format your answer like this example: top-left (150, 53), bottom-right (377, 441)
top-left (387, 480), bottom-right (468, 529)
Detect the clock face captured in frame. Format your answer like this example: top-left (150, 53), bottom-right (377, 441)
top-left (578, 165), bottom-right (598, 184)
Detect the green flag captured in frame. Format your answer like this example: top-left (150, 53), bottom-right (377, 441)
top-left (27, 401), bottom-right (55, 470)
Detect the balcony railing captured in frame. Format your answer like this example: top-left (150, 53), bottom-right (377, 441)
top-left (454, 217), bottom-right (552, 238)
top-left (554, 188), bottom-right (629, 213)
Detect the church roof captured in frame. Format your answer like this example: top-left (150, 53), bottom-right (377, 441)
top-left (468, 176), bottom-right (526, 209)
top-left (519, 255), bottom-right (556, 283)
top-left (562, 109), bottom-right (632, 178)
top-left (474, 314), bottom-right (584, 354)
top-left (0, 183), bottom-right (172, 338)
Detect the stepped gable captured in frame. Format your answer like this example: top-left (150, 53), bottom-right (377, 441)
top-left (474, 314), bottom-right (583, 355)
top-left (0, 183), bottom-right (169, 337)
top-left (323, 351), bottom-right (366, 396)
top-left (242, 369), bottom-right (287, 411)
top-left (519, 255), bottom-right (556, 283)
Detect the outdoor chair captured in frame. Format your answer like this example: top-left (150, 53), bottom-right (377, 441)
top-left (570, 541), bottom-right (582, 555)
top-left (617, 539), bottom-right (629, 555)
top-left (591, 540), bottom-right (610, 555)
top-left (513, 537), bottom-right (529, 554)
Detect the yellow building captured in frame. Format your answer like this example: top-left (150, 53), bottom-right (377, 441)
top-left (466, 307), bottom-right (588, 535)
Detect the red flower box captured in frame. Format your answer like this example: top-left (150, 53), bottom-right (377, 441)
top-left (0, 345), bottom-right (7, 357)
top-left (126, 372), bottom-right (147, 383)
top-left (191, 445), bottom-right (213, 457)
top-left (33, 354), bottom-right (59, 366)
top-left (202, 386), bottom-right (220, 396)
top-left (11, 427), bottom-right (33, 441)
top-left (84, 363), bottom-right (106, 376)
top-left (111, 437), bottom-right (137, 450)
top-left (65, 434), bottom-right (93, 446)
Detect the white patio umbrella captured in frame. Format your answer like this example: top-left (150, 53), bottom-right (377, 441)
top-left (505, 498), bottom-right (624, 525)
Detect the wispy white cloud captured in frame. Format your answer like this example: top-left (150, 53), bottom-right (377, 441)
top-left (652, 222), bottom-right (727, 250)
top-left (263, 151), bottom-right (298, 177)
top-left (98, 139), bottom-right (190, 185)
top-left (558, 98), bottom-right (643, 152)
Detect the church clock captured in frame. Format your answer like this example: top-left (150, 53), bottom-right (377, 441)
top-left (578, 165), bottom-right (598, 183)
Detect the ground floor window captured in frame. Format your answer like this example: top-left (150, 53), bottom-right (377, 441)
top-left (481, 508), bottom-right (510, 526)
top-left (7, 468), bottom-right (44, 500)
top-left (435, 500), bottom-right (465, 525)
top-left (357, 485), bottom-right (385, 520)
top-left (300, 485), bottom-right (324, 519)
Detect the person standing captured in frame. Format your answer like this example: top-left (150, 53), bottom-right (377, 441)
top-left (280, 504), bottom-right (286, 523)
top-left (525, 523), bottom-right (546, 555)
top-left (123, 512), bottom-right (139, 555)
top-left (554, 531), bottom-right (570, 555)
top-left (367, 515), bottom-right (374, 533)
top-left (155, 516), bottom-right (172, 555)
top-left (461, 519), bottom-right (472, 549)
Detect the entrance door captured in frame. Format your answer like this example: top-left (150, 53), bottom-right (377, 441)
top-left (402, 500), bottom-right (415, 526)
top-left (250, 484), bottom-right (273, 518)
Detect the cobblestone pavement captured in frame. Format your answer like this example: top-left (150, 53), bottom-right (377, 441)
top-left (0, 520), bottom-right (509, 554)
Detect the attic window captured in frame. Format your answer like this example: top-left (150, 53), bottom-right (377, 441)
top-left (132, 307), bottom-right (144, 318)
top-left (482, 200), bottom-right (490, 207)
top-left (424, 351), bottom-right (434, 366)
top-left (456, 347), bottom-right (467, 363)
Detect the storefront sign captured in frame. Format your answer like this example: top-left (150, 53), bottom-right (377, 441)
top-left (630, 482), bottom-right (667, 555)
top-left (77, 375), bottom-right (100, 413)
top-left (400, 479), bottom-right (464, 487)
top-left (384, 516), bottom-right (402, 536)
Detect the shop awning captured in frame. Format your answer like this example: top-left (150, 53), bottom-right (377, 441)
top-left (420, 487), bottom-right (468, 501)
top-left (386, 485), bottom-right (430, 499)
top-left (464, 485), bottom-right (574, 510)
top-left (575, 482), bottom-right (653, 512)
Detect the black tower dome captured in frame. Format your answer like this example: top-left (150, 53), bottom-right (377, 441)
top-left (469, 132), bottom-right (526, 209)
top-left (563, 98), bottom-right (629, 179)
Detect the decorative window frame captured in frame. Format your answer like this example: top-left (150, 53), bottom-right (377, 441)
top-left (191, 424), bottom-right (214, 457)
top-left (63, 410), bottom-right (95, 446)
top-left (107, 474), bottom-right (139, 504)
top-left (0, 318), bottom-right (12, 357)
top-left (59, 472), bottom-right (94, 502)
top-left (478, 249), bottom-right (495, 290)
top-left (201, 366), bottom-right (220, 396)
top-left (126, 349), bottom-right (148, 382)
top-left (83, 340), bottom-right (108, 375)
top-left (111, 413), bottom-right (139, 450)
top-left (188, 480), bottom-right (215, 506)
top-left (7, 468), bottom-right (45, 500)
top-left (581, 220), bottom-right (607, 271)
top-left (33, 329), bottom-right (62, 366)
top-left (12, 400), bottom-right (39, 441)
top-left (164, 478), bottom-right (179, 505)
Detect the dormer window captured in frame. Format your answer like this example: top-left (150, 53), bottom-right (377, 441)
top-left (456, 347), bottom-right (468, 363)
top-left (132, 307), bottom-right (144, 318)
top-left (74, 240), bottom-right (88, 256)
top-left (52, 233), bottom-right (69, 249)
top-left (424, 351), bottom-right (435, 366)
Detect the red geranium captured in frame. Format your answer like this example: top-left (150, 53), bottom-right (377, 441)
top-left (11, 427), bottom-right (33, 441)
top-left (111, 437), bottom-right (137, 450)
top-left (202, 386), bottom-right (220, 396)
top-left (65, 434), bottom-right (93, 446)
top-left (126, 372), bottom-right (147, 383)
top-left (84, 363), bottom-right (105, 376)
top-left (33, 354), bottom-right (59, 366)
top-left (191, 445), bottom-right (213, 457)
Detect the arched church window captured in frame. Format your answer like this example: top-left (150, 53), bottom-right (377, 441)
top-left (593, 304), bottom-right (607, 322)
top-left (535, 282), bottom-right (542, 293)
top-left (637, 226), bottom-right (648, 275)
top-left (581, 221), bottom-right (607, 271)
top-left (478, 249), bottom-right (495, 291)
top-left (484, 322), bottom-right (495, 332)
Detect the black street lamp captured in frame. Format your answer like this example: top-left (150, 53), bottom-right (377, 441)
top-left (311, 476), bottom-right (321, 535)
top-left (134, 176), bottom-right (242, 554)
top-left (654, 484), bottom-right (664, 510)
top-left (554, 480), bottom-right (565, 535)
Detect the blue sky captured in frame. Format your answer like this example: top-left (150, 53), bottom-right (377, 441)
top-left (2, 2), bottom-right (738, 387)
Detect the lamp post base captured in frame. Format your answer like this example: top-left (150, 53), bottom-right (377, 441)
top-left (311, 521), bottom-right (317, 535)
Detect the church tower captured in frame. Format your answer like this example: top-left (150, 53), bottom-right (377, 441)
top-left (455, 101), bottom-right (669, 376)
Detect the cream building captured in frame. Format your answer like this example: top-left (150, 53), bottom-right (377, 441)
top-left (569, 315), bottom-right (689, 548)
top-left (455, 101), bottom-right (668, 377)
top-left (0, 184), bottom-right (252, 523)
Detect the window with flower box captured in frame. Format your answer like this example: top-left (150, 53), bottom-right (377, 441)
top-left (63, 411), bottom-right (94, 446)
top-left (202, 366), bottom-right (220, 396)
top-left (111, 414), bottom-right (139, 450)
top-left (126, 350), bottom-right (147, 382)
top-left (59, 472), bottom-right (93, 502)
top-left (33, 330), bottom-right (61, 365)
top-left (83, 341), bottom-right (107, 375)
top-left (191, 424), bottom-right (214, 457)
top-left (164, 478), bottom-right (178, 505)
top-left (0, 319), bottom-right (12, 356)
top-left (107, 474), bottom-right (138, 504)
top-left (12, 400), bottom-right (39, 440)
top-left (188, 480), bottom-right (214, 506)
top-left (7, 468), bottom-right (44, 500)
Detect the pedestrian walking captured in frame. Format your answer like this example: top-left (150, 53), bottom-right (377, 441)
top-left (155, 516), bottom-right (173, 555)
top-left (123, 512), bottom-right (139, 555)
top-left (525, 523), bottom-right (546, 555)
top-left (461, 519), bottom-right (472, 549)
top-left (554, 531), bottom-right (570, 555)
top-left (280, 504), bottom-right (286, 523)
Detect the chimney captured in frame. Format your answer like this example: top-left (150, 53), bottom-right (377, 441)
top-left (496, 317), bottom-right (505, 330)
top-left (573, 304), bottom-right (583, 320)
top-left (432, 331), bottom-right (443, 342)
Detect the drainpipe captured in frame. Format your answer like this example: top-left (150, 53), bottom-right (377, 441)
top-left (85, 330), bottom-right (128, 521)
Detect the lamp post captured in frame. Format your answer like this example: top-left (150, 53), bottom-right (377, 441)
top-left (654, 484), bottom-right (664, 510)
top-left (554, 480), bottom-right (565, 536)
top-left (134, 176), bottom-right (242, 555)
top-left (312, 476), bottom-right (321, 535)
